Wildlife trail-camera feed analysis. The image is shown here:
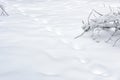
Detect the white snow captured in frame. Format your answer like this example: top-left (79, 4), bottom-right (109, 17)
top-left (0, 0), bottom-right (120, 80)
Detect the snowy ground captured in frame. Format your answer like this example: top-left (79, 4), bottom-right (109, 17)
top-left (0, 0), bottom-right (120, 80)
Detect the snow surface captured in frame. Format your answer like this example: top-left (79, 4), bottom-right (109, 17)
top-left (0, 0), bottom-right (120, 80)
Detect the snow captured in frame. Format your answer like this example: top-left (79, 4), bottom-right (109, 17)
top-left (0, 0), bottom-right (120, 80)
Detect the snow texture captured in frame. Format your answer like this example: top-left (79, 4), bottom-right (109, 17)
top-left (0, 0), bottom-right (120, 80)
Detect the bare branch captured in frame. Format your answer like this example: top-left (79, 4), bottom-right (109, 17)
top-left (106, 29), bottom-right (118, 43)
top-left (93, 9), bottom-right (103, 16)
top-left (0, 5), bottom-right (9, 16)
top-left (74, 31), bottom-right (86, 39)
top-left (113, 37), bottom-right (120, 46)
top-left (82, 20), bottom-right (85, 24)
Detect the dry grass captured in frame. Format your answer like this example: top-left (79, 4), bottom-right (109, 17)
top-left (75, 7), bottom-right (120, 46)
top-left (0, 4), bottom-right (9, 16)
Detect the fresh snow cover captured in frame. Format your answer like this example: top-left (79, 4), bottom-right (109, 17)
top-left (0, 0), bottom-right (120, 80)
